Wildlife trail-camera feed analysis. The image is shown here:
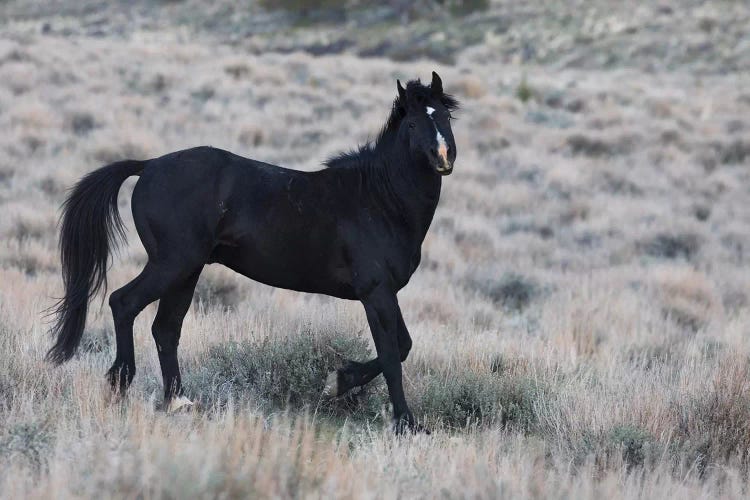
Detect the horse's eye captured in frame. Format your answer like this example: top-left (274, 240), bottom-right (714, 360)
top-left (408, 122), bottom-right (416, 129)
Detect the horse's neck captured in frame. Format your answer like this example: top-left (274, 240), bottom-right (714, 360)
top-left (370, 152), bottom-right (442, 246)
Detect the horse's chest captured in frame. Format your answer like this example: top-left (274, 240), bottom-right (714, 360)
top-left (381, 246), bottom-right (422, 290)
top-left (408, 249), bottom-right (423, 275)
top-left (352, 218), bottom-right (425, 291)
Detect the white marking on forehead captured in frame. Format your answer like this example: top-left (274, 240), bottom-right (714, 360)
top-left (426, 107), bottom-right (447, 146)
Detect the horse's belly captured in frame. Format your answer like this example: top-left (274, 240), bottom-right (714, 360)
top-left (209, 244), bottom-right (357, 300)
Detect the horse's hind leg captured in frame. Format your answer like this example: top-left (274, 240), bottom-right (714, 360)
top-left (106, 271), bottom-right (146, 393)
top-left (107, 261), bottom-right (202, 394)
top-left (151, 269), bottom-right (202, 411)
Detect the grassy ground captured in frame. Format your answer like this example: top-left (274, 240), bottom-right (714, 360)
top-left (2, 1), bottom-right (750, 498)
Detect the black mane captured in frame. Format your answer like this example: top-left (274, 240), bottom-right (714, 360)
top-left (324, 79), bottom-right (459, 169)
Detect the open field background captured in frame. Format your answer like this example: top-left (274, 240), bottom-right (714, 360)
top-left (2, 1), bottom-right (750, 497)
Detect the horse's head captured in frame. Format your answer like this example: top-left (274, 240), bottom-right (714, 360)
top-left (396, 72), bottom-right (459, 176)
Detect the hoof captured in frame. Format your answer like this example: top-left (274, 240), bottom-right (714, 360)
top-left (393, 415), bottom-right (431, 436)
top-left (165, 396), bottom-right (195, 413)
top-left (322, 371), bottom-right (340, 398)
top-left (106, 365), bottom-right (133, 394)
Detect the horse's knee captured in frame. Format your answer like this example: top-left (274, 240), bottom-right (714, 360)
top-left (109, 289), bottom-right (137, 325)
top-left (151, 317), bottom-right (180, 354)
top-left (108, 289), bottom-right (123, 315)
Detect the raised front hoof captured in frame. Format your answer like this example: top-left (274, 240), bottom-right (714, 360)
top-left (323, 363), bottom-right (364, 399)
top-left (163, 395), bottom-right (196, 413)
top-left (322, 371), bottom-right (342, 398)
top-left (392, 414), bottom-right (431, 436)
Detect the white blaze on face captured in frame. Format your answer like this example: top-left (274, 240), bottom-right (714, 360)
top-left (426, 106), bottom-right (449, 168)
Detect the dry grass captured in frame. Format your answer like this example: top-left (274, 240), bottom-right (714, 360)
top-left (2, 1), bottom-right (750, 498)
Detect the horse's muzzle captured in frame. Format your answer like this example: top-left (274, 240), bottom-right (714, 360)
top-left (435, 163), bottom-right (453, 175)
top-left (434, 153), bottom-right (453, 175)
top-left (433, 143), bottom-right (453, 175)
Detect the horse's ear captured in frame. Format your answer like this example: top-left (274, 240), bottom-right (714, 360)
top-left (397, 79), bottom-right (406, 102)
top-left (431, 71), bottom-right (443, 95)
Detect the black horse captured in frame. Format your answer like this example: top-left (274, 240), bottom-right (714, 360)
top-left (49, 71), bottom-right (458, 433)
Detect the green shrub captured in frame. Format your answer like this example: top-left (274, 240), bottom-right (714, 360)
top-left (516, 76), bottom-right (535, 103)
top-left (608, 425), bottom-right (652, 469)
top-left (640, 232), bottom-right (701, 260)
top-left (0, 422), bottom-right (53, 472)
top-left (566, 134), bottom-right (615, 157)
top-left (260, 0), bottom-right (489, 17)
top-left (568, 425), bottom-right (656, 472)
top-left (467, 272), bottom-right (539, 311)
top-left (187, 328), bottom-right (386, 417)
top-left (624, 343), bottom-right (673, 371)
top-left (258, 0), bottom-right (351, 15)
top-left (259, 0), bottom-right (344, 8)
top-left (670, 365), bottom-right (750, 474)
top-left (416, 371), bottom-right (541, 430)
top-left (437, 0), bottom-right (490, 15)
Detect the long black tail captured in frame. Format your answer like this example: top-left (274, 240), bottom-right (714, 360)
top-left (47, 160), bottom-right (144, 364)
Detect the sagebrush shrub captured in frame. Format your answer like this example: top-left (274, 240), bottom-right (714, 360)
top-left (641, 232), bottom-right (701, 261)
top-left (467, 272), bottom-right (539, 311)
top-left (608, 425), bottom-right (653, 470)
top-left (0, 422), bottom-right (52, 472)
top-left (186, 328), bottom-right (386, 417)
top-left (416, 371), bottom-right (541, 430)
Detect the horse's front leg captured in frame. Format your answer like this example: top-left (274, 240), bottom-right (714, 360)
top-left (323, 305), bottom-right (412, 397)
top-left (359, 285), bottom-right (426, 434)
top-left (323, 358), bottom-right (380, 397)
